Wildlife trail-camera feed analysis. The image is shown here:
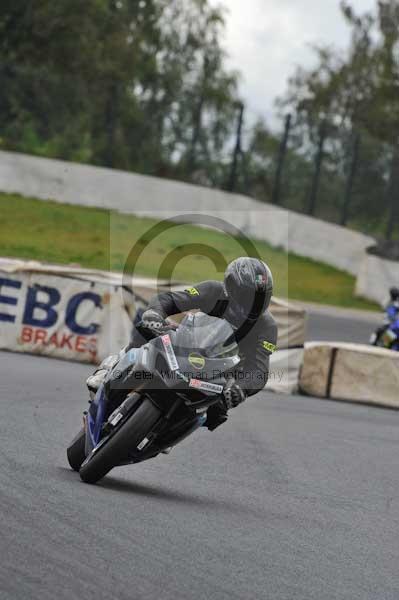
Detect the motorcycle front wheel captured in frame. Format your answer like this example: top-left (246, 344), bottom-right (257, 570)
top-left (67, 428), bottom-right (86, 471)
top-left (79, 398), bottom-right (161, 484)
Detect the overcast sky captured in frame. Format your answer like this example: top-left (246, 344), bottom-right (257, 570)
top-left (211, 0), bottom-right (377, 129)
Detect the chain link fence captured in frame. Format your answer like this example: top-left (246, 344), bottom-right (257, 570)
top-left (226, 110), bottom-right (399, 242)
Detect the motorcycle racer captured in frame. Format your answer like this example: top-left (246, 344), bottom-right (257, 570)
top-left (386, 287), bottom-right (399, 322)
top-left (88, 257), bottom-right (278, 431)
top-left (370, 286), bottom-right (399, 348)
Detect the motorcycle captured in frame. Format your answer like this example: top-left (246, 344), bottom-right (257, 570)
top-left (67, 312), bottom-right (240, 484)
top-left (370, 313), bottom-right (399, 351)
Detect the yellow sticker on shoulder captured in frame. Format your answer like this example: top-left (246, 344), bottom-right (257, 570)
top-left (185, 287), bottom-right (200, 296)
top-left (262, 340), bottom-right (276, 353)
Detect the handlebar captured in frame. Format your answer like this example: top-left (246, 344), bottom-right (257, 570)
top-left (136, 318), bottom-right (179, 340)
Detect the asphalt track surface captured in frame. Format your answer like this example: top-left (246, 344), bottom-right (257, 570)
top-left (1, 309), bottom-right (399, 600)
top-left (306, 306), bottom-right (381, 345)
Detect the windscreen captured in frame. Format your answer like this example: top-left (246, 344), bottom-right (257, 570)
top-left (173, 312), bottom-right (238, 359)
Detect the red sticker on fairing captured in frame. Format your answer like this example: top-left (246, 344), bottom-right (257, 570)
top-left (161, 334), bottom-right (179, 371)
top-left (189, 379), bottom-right (223, 394)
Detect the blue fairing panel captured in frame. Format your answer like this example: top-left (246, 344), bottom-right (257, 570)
top-left (87, 385), bottom-right (106, 446)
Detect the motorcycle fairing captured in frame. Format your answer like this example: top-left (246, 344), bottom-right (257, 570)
top-left (85, 312), bottom-right (241, 454)
top-left (86, 384), bottom-right (107, 449)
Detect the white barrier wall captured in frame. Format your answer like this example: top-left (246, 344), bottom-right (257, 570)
top-left (0, 150), bottom-right (374, 276)
top-left (299, 341), bottom-right (399, 408)
top-left (356, 252), bottom-right (399, 307)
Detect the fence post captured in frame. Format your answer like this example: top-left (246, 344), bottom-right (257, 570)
top-left (386, 144), bottom-right (399, 240)
top-left (307, 121), bottom-right (327, 216)
top-left (272, 113), bottom-right (291, 205)
top-left (340, 133), bottom-right (360, 226)
top-left (227, 102), bottom-right (244, 193)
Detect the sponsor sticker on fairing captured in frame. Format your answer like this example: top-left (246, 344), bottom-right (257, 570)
top-left (110, 412), bottom-right (123, 426)
top-left (137, 437), bottom-right (150, 451)
top-left (189, 379), bottom-right (224, 394)
top-left (161, 334), bottom-right (179, 371)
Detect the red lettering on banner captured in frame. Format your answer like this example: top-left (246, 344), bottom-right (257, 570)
top-left (87, 337), bottom-right (98, 362)
top-left (48, 332), bottom-right (59, 347)
top-left (60, 333), bottom-right (73, 350)
top-left (86, 337), bottom-right (97, 353)
top-left (75, 336), bottom-right (86, 353)
top-left (34, 329), bottom-right (47, 344)
top-left (21, 326), bottom-right (33, 343)
top-left (18, 326), bottom-right (98, 359)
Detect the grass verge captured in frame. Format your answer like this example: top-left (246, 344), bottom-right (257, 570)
top-left (0, 193), bottom-right (379, 311)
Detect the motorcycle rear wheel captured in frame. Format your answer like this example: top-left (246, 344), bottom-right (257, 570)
top-left (79, 398), bottom-right (161, 484)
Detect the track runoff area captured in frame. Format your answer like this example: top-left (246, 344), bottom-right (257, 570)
top-left (1, 307), bottom-right (399, 600)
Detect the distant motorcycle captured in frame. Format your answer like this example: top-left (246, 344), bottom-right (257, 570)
top-left (370, 315), bottom-right (399, 351)
top-left (67, 312), bottom-right (240, 484)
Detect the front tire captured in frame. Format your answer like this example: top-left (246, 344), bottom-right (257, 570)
top-left (79, 398), bottom-right (161, 484)
top-left (67, 428), bottom-right (86, 471)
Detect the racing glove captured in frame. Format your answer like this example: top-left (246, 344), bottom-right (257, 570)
top-left (222, 379), bottom-right (246, 410)
top-left (141, 309), bottom-right (166, 330)
top-left (206, 381), bottom-right (246, 431)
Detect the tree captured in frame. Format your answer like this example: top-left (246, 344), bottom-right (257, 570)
top-left (0, 0), bottom-right (240, 186)
top-left (275, 0), bottom-right (399, 234)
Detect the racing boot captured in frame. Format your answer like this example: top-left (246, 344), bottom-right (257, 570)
top-left (86, 353), bottom-right (120, 400)
top-left (204, 401), bottom-right (228, 431)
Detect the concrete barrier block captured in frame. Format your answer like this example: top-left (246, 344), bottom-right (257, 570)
top-left (298, 343), bottom-right (334, 398)
top-left (299, 342), bottom-right (399, 408)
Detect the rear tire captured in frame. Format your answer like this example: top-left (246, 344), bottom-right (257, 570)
top-left (79, 398), bottom-right (161, 484)
top-left (67, 428), bottom-right (86, 471)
